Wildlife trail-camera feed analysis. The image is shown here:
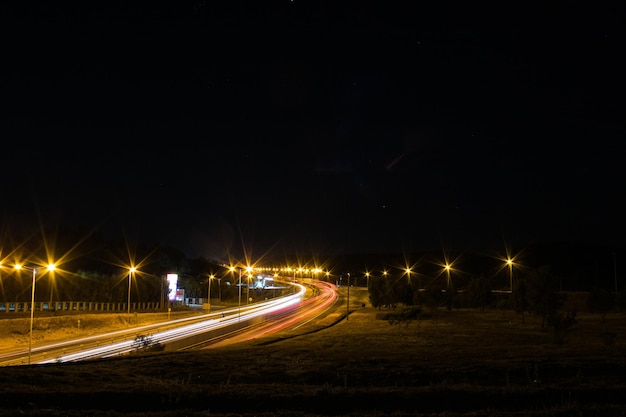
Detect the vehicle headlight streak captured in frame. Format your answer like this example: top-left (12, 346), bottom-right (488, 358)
top-left (38, 283), bottom-right (306, 364)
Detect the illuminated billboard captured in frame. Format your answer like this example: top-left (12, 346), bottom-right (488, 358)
top-left (166, 274), bottom-right (178, 301)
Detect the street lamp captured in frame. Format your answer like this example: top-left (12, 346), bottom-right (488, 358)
top-left (346, 272), bottom-right (350, 321)
top-left (127, 267), bottom-right (136, 315)
top-left (506, 258), bottom-right (513, 293)
top-left (444, 264), bottom-right (452, 288)
top-left (206, 274), bottom-right (215, 310)
top-left (246, 266), bottom-right (253, 304)
top-left (230, 266), bottom-right (243, 320)
top-left (15, 262), bottom-right (56, 365)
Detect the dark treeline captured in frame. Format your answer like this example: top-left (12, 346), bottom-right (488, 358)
top-left (0, 224), bottom-right (232, 304)
top-left (313, 241), bottom-right (623, 293)
top-left (1, 223), bottom-right (623, 304)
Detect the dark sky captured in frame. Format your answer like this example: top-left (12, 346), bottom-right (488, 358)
top-left (2, 2), bottom-right (625, 261)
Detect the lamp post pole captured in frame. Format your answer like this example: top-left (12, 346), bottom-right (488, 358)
top-left (127, 267), bottom-right (135, 315)
top-left (238, 268), bottom-right (242, 320)
top-left (207, 274), bottom-right (214, 311)
top-left (507, 259), bottom-right (513, 293)
top-left (15, 262), bottom-right (55, 365)
top-left (28, 267), bottom-right (36, 365)
top-left (346, 272), bottom-right (350, 321)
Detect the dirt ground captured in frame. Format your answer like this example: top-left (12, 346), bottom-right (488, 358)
top-left (0, 290), bottom-right (625, 416)
top-left (0, 309), bottom-right (204, 352)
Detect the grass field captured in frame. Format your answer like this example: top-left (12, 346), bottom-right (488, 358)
top-left (0, 288), bottom-right (625, 416)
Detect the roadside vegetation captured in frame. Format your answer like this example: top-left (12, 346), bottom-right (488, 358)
top-left (0, 287), bottom-right (625, 416)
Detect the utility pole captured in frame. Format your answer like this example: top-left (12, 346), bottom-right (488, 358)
top-left (346, 272), bottom-right (350, 321)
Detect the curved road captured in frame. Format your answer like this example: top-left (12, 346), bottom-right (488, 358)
top-left (204, 279), bottom-right (339, 348)
top-left (0, 279), bottom-right (339, 366)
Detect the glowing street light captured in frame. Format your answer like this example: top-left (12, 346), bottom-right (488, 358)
top-left (230, 265), bottom-right (243, 320)
top-left (15, 262), bottom-right (56, 365)
top-left (206, 274), bottom-right (215, 311)
top-left (127, 267), bottom-right (136, 315)
top-left (506, 258), bottom-right (514, 293)
top-left (246, 265), bottom-right (253, 304)
top-left (444, 264), bottom-right (452, 288)
top-left (312, 268), bottom-right (321, 280)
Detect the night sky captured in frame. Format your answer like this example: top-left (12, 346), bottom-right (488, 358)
top-left (2, 2), bottom-right (625, 262)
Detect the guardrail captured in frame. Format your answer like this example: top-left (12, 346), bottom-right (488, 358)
top-left (0, 301), bottom-right (162, 313)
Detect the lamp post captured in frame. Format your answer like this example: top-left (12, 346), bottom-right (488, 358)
top-left (48, 272), bottom-right (55, 311)
top-left (217, 277), bottom-right (222, 302)
top-left (246, 266), bottom-right (253, 304)
top-left (127, 267), bottom-right (136, 315)
top-left (206, 274), bottom-right (214, 310)
top-left (444, 264), bottom-right (452, 288)
top-left (238, 268), bottom-right (242, 319)
top-left (229, 266), bottom-right (243, 319)
top-left (15, 262), bottom-right (56, 365)
top-left (28, 267), bottom-right (36, 365)
top-left (246, 273), bottom-right (250, 304)
top-left (506, 258), bottom-right (513, 293)
top-left (346, 272), bottom-right (350, 321)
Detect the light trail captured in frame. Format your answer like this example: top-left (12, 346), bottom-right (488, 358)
top-left (35, 283), bottom-right (307, 364)
top-left (203, 279), bottom-right (339, 348)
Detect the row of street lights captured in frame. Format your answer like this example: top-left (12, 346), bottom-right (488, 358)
top-left (2, 261), bottom-right (147, 364)
top-left (4, 262), bottom-right (229, 364)
top-left (357, 257), bottom-right (518, 293)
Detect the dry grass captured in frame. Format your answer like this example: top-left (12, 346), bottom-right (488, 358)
top-left (0, 288), bottom-right (625, 416)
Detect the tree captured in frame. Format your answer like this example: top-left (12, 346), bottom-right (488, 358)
top-left (391, 277), bottom-right (414, 306)
top-left (586, 287), bottom-right (615, 323)
top-left (523, 266), bottom-right (565, 328)
top-left (463, 274), bottom-right (495, 311)
top-left (421, 286), bottom-right (443, 313)
top-left (444, 284), bottom-right (457, 310)
top-left (368, 275), bottom-right (386, 309)
top-left (546, 309), bottom-right (579, 344)
top-left (513, 275), bottom-right (529, 323)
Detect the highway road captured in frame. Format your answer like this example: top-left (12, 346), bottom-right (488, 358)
top-left (204, 279), bottom-right (339, 348)
top-left (0, 279), bottom-right (339, 366)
